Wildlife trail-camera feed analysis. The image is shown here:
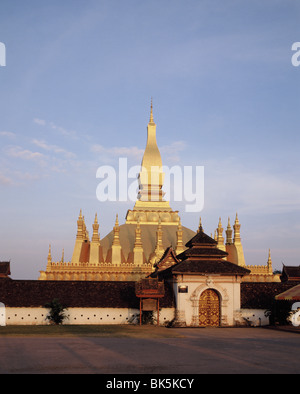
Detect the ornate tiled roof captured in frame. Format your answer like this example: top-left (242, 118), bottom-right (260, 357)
top-left (184, 228), bottom-right (217, 248)
top-left (281, 265), bottom-right (300, 282)
top-left (169, 259), bottom-right (250, 275)
top-left (275, 283), bottom-right (300, 300)
top-left (0, 261), bottom-right (11, 277)
top-left (154, 227), bottom-right (250, 277)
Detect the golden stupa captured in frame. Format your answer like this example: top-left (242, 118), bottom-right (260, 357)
top-left (39, 102), bottom-right (279, 282)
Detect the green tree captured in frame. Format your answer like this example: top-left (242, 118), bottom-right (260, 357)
top-left (45, 299), bottom-right (68, 325)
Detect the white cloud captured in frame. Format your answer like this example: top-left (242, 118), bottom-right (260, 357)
top-left (204, 159), bottom-right (300, 216)
top-left (160, 141), bottom-right (187, 163)
top-left (32, 139), bottom-right (76, 159)
top-left (33, 118), bottom-right (77, 138)
top-left (0, 131), bottom-right (16, 139)
top-left (49, 122), bottom-right (77, 138)
top-left (5, 146), bottom-right (44, 161)
top-left (240, 173), bottom-right (300, 214)
top-left (91, 144), bottom-right (144, 161)
top-left (90, 140), bottom-right (187, 163)
top-left (33, 118), bottom-right (46, 126)
top-left (0, 172), bottom-right (12, 185)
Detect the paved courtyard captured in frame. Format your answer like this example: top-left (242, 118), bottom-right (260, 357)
top-left (0, 327), bottom-right (299, 375)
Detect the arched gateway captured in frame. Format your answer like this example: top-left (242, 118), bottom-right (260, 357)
top-left (199, 289), bottom-right (220, 326)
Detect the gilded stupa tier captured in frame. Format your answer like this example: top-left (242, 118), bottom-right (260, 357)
top-left (39, 210), bottom-right (195, 281)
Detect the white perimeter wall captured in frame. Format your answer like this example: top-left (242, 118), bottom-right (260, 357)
top-left (240, 309), bottom-right (269, 326)
top-left (0, 306), bottom-right (268, 326)
top-left (3, 307), bottom-right (175, 326)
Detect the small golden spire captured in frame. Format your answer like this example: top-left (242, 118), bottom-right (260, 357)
top-left (76, 210), bottom-right (84, 240)
top-left (176, 218), bottom-right (184, 254)
top-left (92, 213), bottom-right (100, 243)
top-left (113, 214), bottom-right (120, 246)
top-left (134, 217), bottom-right (142, 249)
top-left (178, 217), bottom-right (182, 229)
top-left (233, 212), bottom-right (241, 243)
top-left (133, 216), bottom-right (144, 266)
top-left (226, 217), bottom-right (233, 244)
top-left (47, 244), bottom-right (52, 265)
top-left (155, 218), bottom-right (163, 255)
top-left (217, 217), bottom-right (224, 245)
top-left (198, 217), bottom-right (203, 232)
top-left (82, 215), bottom-right (89, 241)
top-left (267, 249), bottom-right (273, 273)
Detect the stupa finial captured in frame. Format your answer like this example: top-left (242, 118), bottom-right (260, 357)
top-left (149, 97), bottom-right (154, 123)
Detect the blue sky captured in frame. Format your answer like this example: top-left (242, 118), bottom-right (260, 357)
top-left (0, 0), bottom-right (299, 279)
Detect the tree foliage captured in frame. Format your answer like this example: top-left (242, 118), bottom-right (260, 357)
top-left (45, 298), bottom-right (68, 325)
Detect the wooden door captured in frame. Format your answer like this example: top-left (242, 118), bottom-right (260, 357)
top-left (199, 289), bottom-right (220, 327)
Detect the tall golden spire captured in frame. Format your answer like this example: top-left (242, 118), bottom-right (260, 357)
top-left (125, 101), bottom-right (179, 225)
top-left (149, 97), bottom-right (154, 123)
top-left (137, 99), bottom-right (164, 203)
